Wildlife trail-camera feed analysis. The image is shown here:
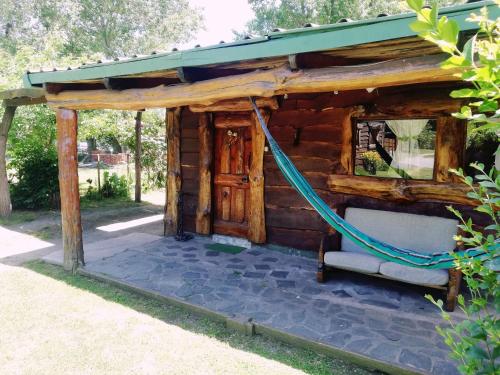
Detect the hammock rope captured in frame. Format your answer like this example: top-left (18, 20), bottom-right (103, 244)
top-left (249, 97), bottom-right (497, 269)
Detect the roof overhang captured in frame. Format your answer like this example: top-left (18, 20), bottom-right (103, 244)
top-left (0, 88), bottom-right (46, 107)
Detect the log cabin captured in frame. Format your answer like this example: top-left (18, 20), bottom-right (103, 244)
top-left (17, 0), bottom-right (499, 296)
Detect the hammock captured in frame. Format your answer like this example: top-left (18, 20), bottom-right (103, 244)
top-left (249, 97), bottom-right (497, 269)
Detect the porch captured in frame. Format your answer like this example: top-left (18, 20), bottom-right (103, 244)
top-left (43, 232), bottom-right (461, 375)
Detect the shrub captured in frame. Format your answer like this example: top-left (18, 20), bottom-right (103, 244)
top-left (361, 151), bottom-right (389, 174)
top-left (9, 140), bottom-right (59, 209)
top-left (100, 171), bottom-right (129, 198)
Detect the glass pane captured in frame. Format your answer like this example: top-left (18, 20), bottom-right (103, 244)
top-left (354, 119), bottom-right (436, 180)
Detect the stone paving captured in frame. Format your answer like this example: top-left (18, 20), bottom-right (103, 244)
top-left (82, 235), bottom-right (461, 375)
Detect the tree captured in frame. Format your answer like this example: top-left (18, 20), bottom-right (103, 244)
top-left (239, 0), bottom-right (465, 36)
top-left (407, 1), bottom-right (499, 373)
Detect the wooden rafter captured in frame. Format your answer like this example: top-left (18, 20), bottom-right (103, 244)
top-left (45, 54), bottom-right (460, 111)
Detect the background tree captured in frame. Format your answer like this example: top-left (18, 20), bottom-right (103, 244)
top-left (239, 0), bottom-right (465, 36)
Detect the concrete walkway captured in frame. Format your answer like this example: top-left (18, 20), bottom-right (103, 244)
top-left (43, 234), bottom-right (461, 375)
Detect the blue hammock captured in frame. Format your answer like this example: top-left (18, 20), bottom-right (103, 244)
top-left (249, 97), bottom-right (497, 269)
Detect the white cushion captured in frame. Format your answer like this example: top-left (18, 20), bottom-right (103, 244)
top-left (341, 207), bottom-right (458, 255)
top-left (324, 251), bottom-right (383, 274)
top-left (379, 262), bottom-right (449, 286)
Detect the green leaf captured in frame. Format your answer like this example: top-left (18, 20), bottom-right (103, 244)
top-left (407, 0), bottom-right (424, 12)
top-left (410, 20), bottom-right (433, 33)
top-left (462, 35), bottom-right (476, 64)
top-left (440, 19), bottom-right (460, 45)
top-left (450, 88), bottom-right (477, 98)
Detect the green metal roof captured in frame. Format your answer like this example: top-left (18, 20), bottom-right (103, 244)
top-left (23, 1), bottom-right (498, 87)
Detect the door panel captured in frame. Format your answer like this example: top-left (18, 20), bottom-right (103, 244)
top-left (214, 120), bottom-right (252, 238)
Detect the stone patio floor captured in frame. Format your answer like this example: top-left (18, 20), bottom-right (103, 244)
top-left (44, 233), bottom-right (461, 375)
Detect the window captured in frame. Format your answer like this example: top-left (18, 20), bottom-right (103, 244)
top-left (465, 127), bottom-right (499, 177)
top-left (354, 119), bottom-right (436, 180)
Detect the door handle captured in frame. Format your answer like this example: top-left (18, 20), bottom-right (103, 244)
top-left (241, 175), bottom-right (249, 183)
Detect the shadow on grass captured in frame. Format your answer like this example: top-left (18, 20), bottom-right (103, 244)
top-left (24, 260), bottom-right (375, 375)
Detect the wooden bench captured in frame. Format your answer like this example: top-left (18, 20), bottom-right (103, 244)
top-left (317, 206), bottom-right (463, 311)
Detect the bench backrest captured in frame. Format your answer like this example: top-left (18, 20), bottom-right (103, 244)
top-left (341, 207), bottom-right (459, 254)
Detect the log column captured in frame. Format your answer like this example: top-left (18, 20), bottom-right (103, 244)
top-left (248, 110), bottom-right (269, 243)
top-left (134, 111), bottom-right (142, 202)
top-left (164, 108), bottom-right (182, 235)
top-left (196, 113), bottom-right (213, 234)
top-left (0, 105), bottom-right (16, 217)
top-left (435, 117), bottom-right (466, 183)
top-left (56, 108), bottom-right (84, 272)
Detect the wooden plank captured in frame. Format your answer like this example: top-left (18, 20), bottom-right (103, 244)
top-left (213, 220), bottom-right (248, 237)
top-left (164, 107), bottom-right (182, 235)
top-left (0, 106), bottom-right (16, 217)
top-left (0, 88), bottom-right (45, 100)
top-left (56, 108), bottom-right (84, 271)
top-left (214, 174), bottom-right (250, 188)
top-left (266, 206), bottom-right (328, 231)
top-left (435, 117), bottom-right (466, 183)
top-left (134, 111), bottom-right (142, 202)
top-left (190, 97), bottom-right (278, 112)
top-left (214, 113), bottom-right (253, 128)
top-left (327, 174), bottom-right (475, 206)
top-left (247, 110), bottom-right (268, 243)
top-left (46, 55), bottom-right (460, 110)
top-left (267, 227), bottom-right (323, 251)
top-left (3, 96), bottom-right (46, 107)
top-left (196, 113), bottom-right (213, 235)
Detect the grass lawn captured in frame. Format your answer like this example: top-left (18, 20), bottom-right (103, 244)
top-left (0, 211), bottom-right (39, 226)
top-left (0, 261), bottom-right (374, 375)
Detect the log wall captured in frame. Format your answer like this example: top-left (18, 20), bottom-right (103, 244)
top-left (179, 89), bottom-right (484, 252)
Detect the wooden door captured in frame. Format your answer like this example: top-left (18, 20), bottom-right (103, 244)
top-left (213, 118), bottom-right (252, 238)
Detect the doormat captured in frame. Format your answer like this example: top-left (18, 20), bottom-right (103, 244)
top-left (205, 243), bottom-right (245, 254)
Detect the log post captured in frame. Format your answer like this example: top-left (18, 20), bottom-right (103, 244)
top-left (0, 105), bottom-right (16, 217)
top-left (196, 112), bottom-right (213, 235)
top-left (435, 117), bottom-right (466, 183)
top-left (56, 108), bottom-right (84, 272)
top-left (164, 108), bottom-right (182, 236)
top-left (339, 106), bottom-right (364, 175)
top-left (134, 111), bottom-right (142, 202)
top-left (248, 109), bottom-right (269, 243)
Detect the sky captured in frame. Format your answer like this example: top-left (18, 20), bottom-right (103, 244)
top-left (181, 0), bottom-right (255, 49)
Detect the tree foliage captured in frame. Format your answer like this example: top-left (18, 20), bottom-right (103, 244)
top-left (239, 0), bottom-right (464, 36)
top-left (408, 1), bottom-right (499, 373)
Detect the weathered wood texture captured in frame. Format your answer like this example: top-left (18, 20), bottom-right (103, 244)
top-left (0, 106), bottom-right (16, 217)
top-left (134, 111), bottom-right (142, 202)
top-left (435, 117), bottom-right (466, 183)
top-left (327, 174), bottom-right (475, 206)
top-left (56, 109), bottom-right (84, 271)
top-left (248, 110), bottom-right (268, 243)
top-left (196, 113), bottom-right (213, 234)
top-left (46, 55), bottom-right (460, 110)
top-left (190, 97), bottom-right (278, 112)
top-left (180, 109), bottom-right (200, 232)
top-left (164, 108), bottom-right (182, 235)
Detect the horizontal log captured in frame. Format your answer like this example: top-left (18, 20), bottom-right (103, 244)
top-left (190, 97), bottom-right (278, 112)
top-left (266, 170), bottom-right (330, 189)
top-left (269, 108), bottom-right (345, 128)
top-left (46, 54), bottom-right (459, 110)
top-left (266, 206), bottom-right (328, 231)
top-left (182, 138), bottom-right (199, 153)
top-left (264, 155), bottom-right (339, 173)
top-left (181, 152), bottom-right (199, 166)
top-left (267, 227), bottom-right (322, 251)
top-left (214, 113), bottom-right (252, 128)
top-left (327, 174), bottom-right (475, 206)
top-left (265, 185), bottom-right (341, 208)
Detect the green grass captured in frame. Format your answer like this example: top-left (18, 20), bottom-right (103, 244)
top-left (0, 210), bottom-right (38, 226)
top-left (17, 261), bottom-right (374, 375)
top-left (205, 243), bottom-right (246, 254)
top-left (80, 196), bottom-right (145, 209)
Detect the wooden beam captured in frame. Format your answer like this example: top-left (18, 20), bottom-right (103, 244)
top-left (248, 110), bottom-right (269, 243)
top-left (0, 88), bottom-right (45, 100)
top-left (56, 108), bottom-right (84, 271)
top-left (190, 97), bottom-right (278, 112)
top-left (196, 113), bottom-right (213, 235)
top-left (46, 54), bottom-right (460, 110)
top-left (134, 111), bottom-right (142, 202)
top-left (327, 174), bottom-right (475, 206)
top-left (435, 117), bottom-right (466, 183)
top-left (3, 96), bottom-right (46, 107)
top-left (214, 113), bottom-right (253, 128)
top-left (338, 106), bottom-right (364, 174)
top-left (164, 108), bottom-right (182, 235)
top-left (0, 106), bottom-right (16, 217)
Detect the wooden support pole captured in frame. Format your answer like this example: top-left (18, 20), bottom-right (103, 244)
top-left (248, 110), bottom-right (269, 243)
top-left (435, 117), bottom-right (466, 183)
top-left (0, 105), bottom-right (16, 217)
top-left (134, 111), bottom-right (142, 202)
top-left (164, 108), bottom-right (182, 236)
top-left (56, 108), bottom-right (84, 272)
top-left (196, 113), bottom-right (213, 235)
top-left (46, 54), bottom-right (460, 110)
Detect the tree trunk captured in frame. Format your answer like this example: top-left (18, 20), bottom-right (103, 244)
top-left (56, 108), bottom-right (84, 272)
top-left (196, 113), bottom-right (213, 234)
top-left (134, 111), bottom-right (142, 202)
top-left (164, 108), bottom-right (182, 235)
top-left (0, 106), bottom-right (16, 217)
